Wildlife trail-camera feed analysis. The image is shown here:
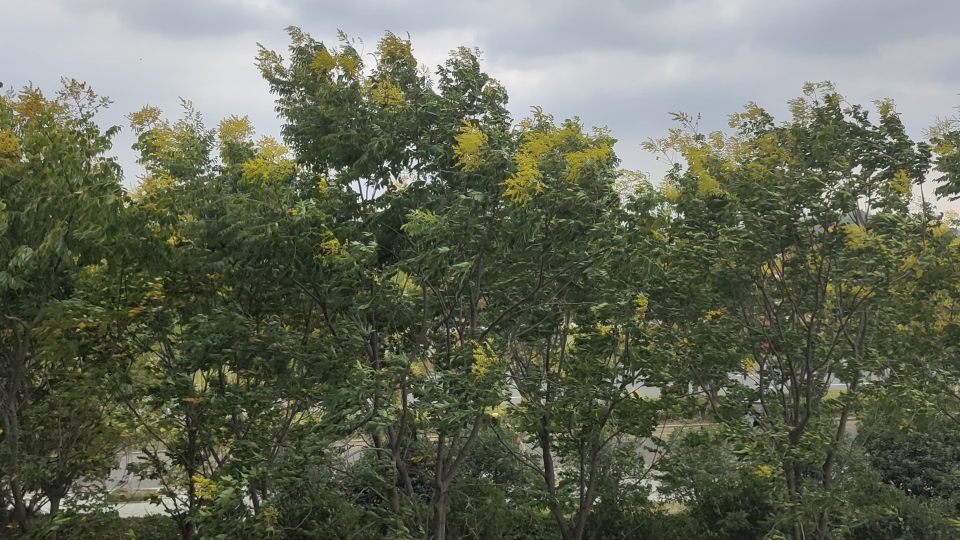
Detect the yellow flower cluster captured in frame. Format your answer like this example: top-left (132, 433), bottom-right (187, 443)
top-left (311, 49), bottom-right (337, 73)
top-left (503, 114), bottom-right (613, 205)
top-left (891, 170), bottom-right (912, 196)
top-left (842, 224), bottom-right (868, 250)
top-left (319, 231), bottom-right (348, 260)
top-left (371, 81), bottom-right (405, 110)
top-left (471, 339), bottom-right (501, 379)
top-left (242, 137), bottom-right (295, 187)
top-left (566, 145), bottom-right (611, 182)
top-left (0, 129), bottom-right (21, 162)
top-left (453, 122), bottom-right (488, 172)
top-left (635, 293), bottom-right (649, 319)
top-left (218, 115), bottom-right (254, 147)
top-left (312, 48), bottom-right (361, 78)
top-left (376, 33), bottom-right (417, 68)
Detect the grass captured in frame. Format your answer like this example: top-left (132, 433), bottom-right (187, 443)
top-left (824, 389), bottom-right (846, 400)
top-left (657, 501), bottom-right (686, 515)
top-left (105, 489), bottom-right (158, 504)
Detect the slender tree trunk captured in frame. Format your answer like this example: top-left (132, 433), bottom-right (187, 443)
top-left (9, 476), bottom-right (28, 533)
top-left (183, 414), bottom-right (199, 540)
top-left (48, 496), bottom-right (62, 540)
top-left (816, 380), bottom-right (858, 540)
top-left (2, 338), bottom-right (30, 533)
top-left (249, 486), bottom-right (260, 515)
top-left (1, 409), bottom-right (29, 532)
top-left (431, 489), bottom-right (448, 540)
top-left (48, 495), bottom-right (60, 518)
top-left (784, 461), bottom-right (803, 540)
top-left (0, 488), bottom-right (10, 527)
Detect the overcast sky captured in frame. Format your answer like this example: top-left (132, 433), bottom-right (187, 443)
top-left (3, 0), bottom-right (960, 210)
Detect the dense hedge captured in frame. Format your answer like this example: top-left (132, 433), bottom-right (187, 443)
top-left (15, 514), bottom-right (178, 540)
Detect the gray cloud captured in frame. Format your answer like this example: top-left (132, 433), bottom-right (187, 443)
top-left (68, 0), bottom-right (960, 60)
top-left (61, 0), bottom-right (291, 38)
top-left (753, 0), bottom-right (960, 56)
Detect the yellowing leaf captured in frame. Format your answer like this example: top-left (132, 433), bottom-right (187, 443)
top-left (754, 465), bottom-right (776, 478)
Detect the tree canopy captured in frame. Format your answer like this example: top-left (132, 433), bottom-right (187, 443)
top-left (2, 28), bottom-right (960, 540)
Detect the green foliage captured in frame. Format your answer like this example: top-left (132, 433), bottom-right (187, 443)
top-left (838, 493), bottom-right (958, 540)
top-left (657, 427), bottom-right (781, 539)
top-left (859, 411), bottom-right (960, 500)
top-left (832, 446), bottom-right (959, 540)
top-left (929, 113), bottom-right (960, 201)
top-left (0, 79), bottom-right (125, 533)
top-left (21, 513), bottom-right (178, 540)
top-left (6, 31), bottom-right (960, 540)
top-left (645, 83), bottom-right (942, 539)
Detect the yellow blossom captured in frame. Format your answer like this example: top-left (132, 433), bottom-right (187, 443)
top-left (453, 122), bottom-right (488, 172)
top-left (754, 465), bottom-right (776, 478)
top-left (891, 170), bottom-right (912, 196)
top-left (371, 80), bottom-right (404, 110)
top-left (635, 293), bottom-right (649, 319)
top-left (0, 129), bottom-right (21, 162)
top-left (311, 49), bottom-right (336, 73)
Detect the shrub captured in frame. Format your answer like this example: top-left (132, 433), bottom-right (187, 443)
top-left (838, 486), bottom-right (958, 540)
top-left (655, 427), bottom-right (780, 540)
top-left (19, 513), bottom-right (177, 540)
top-left (859, 417), bottom-right (960, 500)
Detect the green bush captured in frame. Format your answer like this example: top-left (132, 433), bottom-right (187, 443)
top-left (18, 513), bottom-right (177, 540)
top-left (859, 417), bottom-right (960, 500)
top-left (655, 427), bottom-right (780, 540)
top-left (823, 441), bottom-right (960, 540)
top-left (450, 428), bottom-right (564, 539)
top-left (837, 486), bottom-right (959, 540)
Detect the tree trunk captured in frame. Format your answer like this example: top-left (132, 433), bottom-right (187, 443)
top-left (176, 515), bottom-right (195, 540)
top-left (48, 495), bottom-right (61, 518)
top-left (3, 417), bottom-right (29, 534)
top-left (431, 489), bottom-right (448, 540)
top-left (0, 488), bottom-right (9, 527)
top-left (48, 496), bottom-right (62, 540)
top-left (9, 476), bottom-right (29, 533)
top-left (2, 364), bottom-right (29, 533)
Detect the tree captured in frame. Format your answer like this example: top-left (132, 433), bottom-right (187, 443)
top-left (118, 104), bottom-right (342, 540)
top-left (494, 110), bottom-right (665, 540)
top-left (647, 83), bottom-right (933, 539)
top-left (0, 81), bottom-right (124, 532)
top-left (257, 28), bottom-right (528, 540)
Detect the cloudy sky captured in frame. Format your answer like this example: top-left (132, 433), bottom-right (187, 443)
top-left (3, 0), bottom-right (960, 209)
